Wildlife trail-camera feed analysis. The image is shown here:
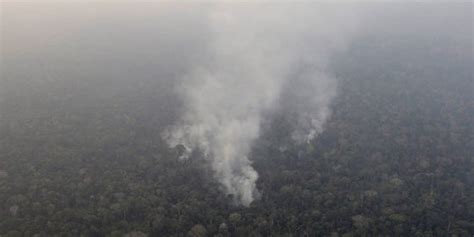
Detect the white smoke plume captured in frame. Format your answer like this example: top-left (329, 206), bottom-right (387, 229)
top-left (164, 2), bottom-right (359, 206)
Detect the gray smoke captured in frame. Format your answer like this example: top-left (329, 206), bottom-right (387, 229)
top-left (164, 2), bottom-right (359, 206)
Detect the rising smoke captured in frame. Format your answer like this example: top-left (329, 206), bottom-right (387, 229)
top-left (164, 2), bottom-right (359, 206)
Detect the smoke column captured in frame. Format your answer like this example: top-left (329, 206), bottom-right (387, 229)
top-left (164, 2), bottom-right (358, 206)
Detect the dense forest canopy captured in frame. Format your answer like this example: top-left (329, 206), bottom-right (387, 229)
top-left (1, 2), bottom-right (473, 237)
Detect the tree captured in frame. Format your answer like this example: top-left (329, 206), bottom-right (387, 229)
top-left (187, 224), bottom-right (207, 237)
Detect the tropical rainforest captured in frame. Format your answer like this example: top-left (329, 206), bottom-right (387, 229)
top-left (1, 2), bottom-right (472, 237)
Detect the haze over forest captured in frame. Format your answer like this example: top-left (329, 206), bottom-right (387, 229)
top-left (1, 1), bottom-right (473, 236)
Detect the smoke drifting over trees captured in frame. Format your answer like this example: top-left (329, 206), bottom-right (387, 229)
top-left (1, 1), bottom-right (472, 236)
top-left (164, 3), bottom-right (359, 206)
